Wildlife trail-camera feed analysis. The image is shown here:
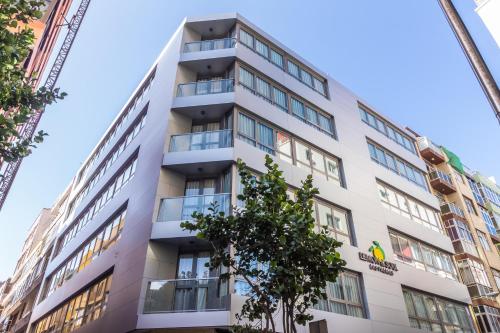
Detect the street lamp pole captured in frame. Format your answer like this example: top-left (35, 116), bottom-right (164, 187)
top-left (437, 0), bottom-right (500, 124)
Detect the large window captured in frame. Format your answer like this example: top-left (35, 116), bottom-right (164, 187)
top-left (474, 305), bottom-right (500, 333)
top-left (368, 141), bottom-right (427, 190)
top-left (238, 28), bottom-right (327, 96)
top-left (389, 231), bottom-right (457, 280)
top-left (477, 230), bottom-right (492, 252)
top-left (359, 106), bottom-right (416, 154)
top-left (237, 112), bottom-right (342, 187)
top-left (377, 182), bottom-right (442, 233)
top-left (43, 210), bottom-right (126, 300)
top-left (480, 207), bottom-right (497, 236)
top-left (33, 274), bottom-right (113, 333)
top-left (403, 288), bottom-right (474, 333)
top-left (314, 271), bottom-right (365, 318)
top-left (443, 219), bottom-right (478, 256)
top-left (238, 65), bottom-right (334, 136)
top-left (314, 200), bottom-right (351, 244)
top-left (55, 156), bottom-right (138, 257)
top-left (468, 177), bottom-right (486, 206)
top-left (457, 258), bottom-right (491, 289)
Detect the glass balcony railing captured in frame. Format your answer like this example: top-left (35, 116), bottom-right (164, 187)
top-left (441, 202), bottom-right (465, 218)
top-left (184, 38), bottom-right (237, 53)
top-left (169, 130), bottom-right (233, 152)
top-left (144, 278), bottom-right (229, 313)
top-left (157, 193), bottom-right (231, 222)
top-left (430, 170), bottom-right (454, 187)
top-left (177, 79), bottom-right (234, 97)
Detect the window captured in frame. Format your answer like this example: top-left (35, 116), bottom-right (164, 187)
top-left (480, 207), bottom-right (497, 236)
top-left (474, 305), bottom-right (500, 333)
top-left (468, 177), bottom-right (486, 206)
top-left (255, 39), bottom-right (269, 57)
top-left (359, 106), bottom-right (416, 154)
top-left (300, 69), bottom-right (313, 87)
top-left (403, 288), bottom-right (474, 333)
top-left (368, 141), bottom-right (427, 190)
top-left (314, 271), bottom-right (365, 318)
top-left (477, 230), bottom-right (492, 252)
top-left (492, 270), bottom-right (500, 290)
top-left (271, 86), bottom-right (287, 110)
top-left (377, 182), bottom-right (441, 233)
top-left (239, 67), bottom-right (254, 89)
top-left (443, 219), bottom-right (478, 256)
top-left (237, 112), bottom-right (342, 186)
top-left (287, 60), bottom-right (299, 78)
top-left (389, 231), bottom-right (456, 280)
top-left (33, 274), bottom-right (113, 333)
top-left (238, 65), bottom-right (335, 137)
top-left (44, 210), bottom-right (125, 300)
top-left (464, 197), bottom-right (477, 216)
top-left (270, 49), bottom-right (284, 68)
top-left (55, 156), bottom-right (137, 257)
top-left (239, 29), bottom-right (254, 48)
top-left (315, 200), bottom-right (351, 244)
top-left (457, 258), bottom-right (491, 288)
top-left (237, 113), bottom-right (256, 146)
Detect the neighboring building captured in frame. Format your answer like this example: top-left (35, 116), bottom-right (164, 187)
top-left (413, 135), bottom-right (500, 332)
top-left (2, 13), bottom-right (483, 333)
top-left (0, 188), bottom-right (70, 333)
top-left (472, 172), bottom-right (500, 240)
top-left (475, 0), bottom-right (500, 48)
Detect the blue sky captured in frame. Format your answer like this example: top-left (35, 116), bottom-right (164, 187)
top-left (0, 0), bottom-right (498, 280)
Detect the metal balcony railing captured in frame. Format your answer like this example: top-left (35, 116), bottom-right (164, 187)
top-left (144, 278), bottom-right (229, 313)
top-left (169, 130), bottom-right (233, 152)
top-left (177, 79), bottom-right (234, 97)
top-left (430, 170), bottom-right (454, 186)
top-left (157, 193), bottom-right (231, 222)
top-left (184, 38), bottom-right (237, 53)
top-left (441, 202), bottom-right (465, 218)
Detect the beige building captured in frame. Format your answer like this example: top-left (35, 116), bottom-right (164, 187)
top-left (414, 135), bottom-right (500, 332)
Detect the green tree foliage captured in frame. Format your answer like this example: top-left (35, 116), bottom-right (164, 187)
top-left (182, 156), bottom-right (346, 333)
top-left (0, 0), bottom-right (66, 166)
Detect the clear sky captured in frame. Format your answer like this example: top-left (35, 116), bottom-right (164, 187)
top-left (0, 0), bottom-right (499, 280)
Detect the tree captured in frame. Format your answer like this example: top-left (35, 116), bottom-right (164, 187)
top-left (182, 156), bottom-right (346, 333)
top-left (0, 0), bottom-right (66, 167)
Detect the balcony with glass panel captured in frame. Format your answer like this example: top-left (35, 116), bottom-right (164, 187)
top-left (441, 202), bottom-right (466, 221)
top-left (177, 79), bottom-right (235, 97)
top-left (417, 137), bottom-right (445, 165)
top-left (156, 193), bottom-right (231, 223)
top-left (144, 277), bottom-right (229, 313)
top-left (169, 130), bottom-right (232, 152)
top-left (429, 169), bottom-right (456, 195)
top-left (184, 38), bottom-right (236, 53)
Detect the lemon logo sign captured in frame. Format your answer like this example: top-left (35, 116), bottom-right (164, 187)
top-left (359, 241), bottom-right (397, 276)
top-left (369, 241), bottom-right (385, 262)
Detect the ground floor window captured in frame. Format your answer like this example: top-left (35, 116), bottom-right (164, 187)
top-left (402, 288), bottom-right (474, 332)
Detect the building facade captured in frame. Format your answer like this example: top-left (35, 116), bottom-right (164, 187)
top-left (2, 13), bottom-right (496, 333)
top-left (410, 136), bottom-right (500, 332)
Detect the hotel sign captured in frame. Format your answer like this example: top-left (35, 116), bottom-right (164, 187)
top-left (358, 241), bottom-right (398, 276)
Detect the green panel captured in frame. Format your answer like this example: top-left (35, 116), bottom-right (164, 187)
top-left (441, 147), bottom-right (465, 174)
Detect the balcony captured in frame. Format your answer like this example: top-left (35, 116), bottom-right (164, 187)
top-left (429, 170), bottom-right (456, 194)
top-left (467, 283), bottom-right (495, 300)
top-left (177, 79), bottom-right (234, 97)
top-left (184, 38), bottom-right (236, 53)
top-left (157, 193), bottom-right (231, 222)
top-left (417, 137), bottom-right (445, 165)
top-left (169, 130), bottom-right (232, 152)
top-left (144, 278), bottom-right (229, 313)
top-left (441, 202), bottom-right (466, 220)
